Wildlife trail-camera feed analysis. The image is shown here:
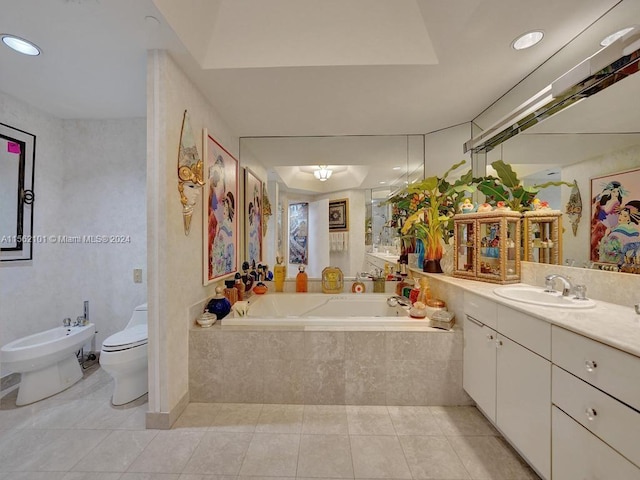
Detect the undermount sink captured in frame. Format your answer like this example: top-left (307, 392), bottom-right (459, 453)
top-left (494, 285), bottom-right (596, 309)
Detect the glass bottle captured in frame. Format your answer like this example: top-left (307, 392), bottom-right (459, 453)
top-left (296, 265), bottom-right (308, 292)
top-left (409, 278), bottom-right (421, 305)
top-left (234, 272), bottom-right (245, 301)
top-left (224, 280), bottom-right (238, 305)
top-left (351, 272), bottom-right (366, 293)
top-left (274, 256), bottom-right (286, 292)
top-left (206, 286), bottom-right (231, 320)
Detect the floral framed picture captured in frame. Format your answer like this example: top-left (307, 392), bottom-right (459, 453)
top-left (590, 167), bottom-right (640, 269)
top-left (202, 129), bottom-right (238, 285)
top-left (245, 168), bottom-right (263, 267)
top-left (329, 199), bottom-right (349, 232)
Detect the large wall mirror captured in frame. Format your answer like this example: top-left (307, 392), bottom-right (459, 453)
top-left (0, 123), bottom-right (35, 262)
top-left (468, 0), bottom-right (640, 272)
top-left (239, 135), bottom-right (424, 278)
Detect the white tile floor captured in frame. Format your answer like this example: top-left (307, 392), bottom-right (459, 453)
top-left (0, 365), bottom-right (540, 479)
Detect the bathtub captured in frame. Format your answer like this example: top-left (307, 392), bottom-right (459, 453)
top-left (1, 323), bottom-right (96, 405)
top-left (224, 293), bottom-right (430, 327)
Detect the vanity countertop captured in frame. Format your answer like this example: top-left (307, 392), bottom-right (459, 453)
top-left (419, 271), bottom-right (640, 358)
top-left (367, 251), bottom-right (400, 262)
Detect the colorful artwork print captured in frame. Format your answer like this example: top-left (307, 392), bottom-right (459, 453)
top-left (590, 168), bottom-right (640, 270)
top-left (289, 202), bottom-right (308, 265)
top-left (245, 169), bottom-right (263, 267)
top-left (204, 132), bottom-right (238, 284)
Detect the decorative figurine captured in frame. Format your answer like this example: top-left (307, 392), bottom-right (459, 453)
top-left (459, 198), bottom-right (477, 213)
top-left (477, 203), bottom-right (493, 213)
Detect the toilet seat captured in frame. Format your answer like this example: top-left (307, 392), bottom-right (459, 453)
top-left (102, 325), bottom-right (147, 352)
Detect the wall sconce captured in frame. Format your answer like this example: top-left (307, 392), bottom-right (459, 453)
top-left (314, 165), bottom-right (333, 181)
top-left (178, 110), bottom-right (205, 235)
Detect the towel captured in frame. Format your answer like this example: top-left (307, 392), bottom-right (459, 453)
top-left (330, 232), bottom-right (348, 252)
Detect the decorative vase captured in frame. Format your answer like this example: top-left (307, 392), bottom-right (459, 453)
top-left (415, 238), bottom-right (425, 270)
top-left (206, 286), bottom-right (231, 320)
top-left (423, 258), bottom-right (443, 273)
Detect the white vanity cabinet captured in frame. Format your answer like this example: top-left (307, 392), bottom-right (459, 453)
top-left (551, 326), bottom-right (640, 479)
top-left (365, 253), bottom-right (398, 272)
top-left (463, 293), bottom-right (551, 480)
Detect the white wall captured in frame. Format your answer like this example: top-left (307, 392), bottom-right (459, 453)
top-left (146, 50), bottom-right (238, 419)
top-left (318, 189), bottom-right (366, 278)
top-left (424, 123), bottom-right (473, 178)
top-left (0, 91), bottom-right (147, 375)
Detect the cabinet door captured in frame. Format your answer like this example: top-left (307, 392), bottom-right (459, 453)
top-left (463, 315), bottom-right (497, 422)
top-left (496, 335), bottom-right (551, 480)
top-left (553, 407), bottom-right (640, 480)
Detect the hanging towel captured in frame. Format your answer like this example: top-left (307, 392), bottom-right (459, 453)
top-left (330, 232), bottom-right (349, 252)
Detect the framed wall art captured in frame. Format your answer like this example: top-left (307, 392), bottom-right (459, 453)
top-left (289, 202), bottom-right (308, 264)
top-left (202, 129), bottom-right (238, 285)
top-left (329, 199), bottom-right (349, 232)
top-left (590, 167), bottom-right (640, 268)
top-left (245, 168), bottom-right (263, 267)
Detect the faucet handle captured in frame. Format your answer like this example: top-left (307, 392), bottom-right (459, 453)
top-left (63, 317), bottom-right (71, 327)
top-left (573, 284), bottom-right (587, 300)
top-left (544, 278), bottom-right (555, 293)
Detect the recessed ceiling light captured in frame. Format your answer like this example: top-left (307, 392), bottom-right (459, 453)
top-left (392, 166), bottom-right (401, 170)
top-left (379, 181), bottom-right (386, 184)
top-left (512, 31), bottom-right (544, 50)
top-left (600, 27), bottom-right (634, 47)
top-left (1, 34), bottom-right (41, 56)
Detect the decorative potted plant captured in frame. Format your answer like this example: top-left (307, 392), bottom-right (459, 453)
top-left (387, 160), bottom-right (475, 272)
top-left (477, 160), bottom-right (573, 212)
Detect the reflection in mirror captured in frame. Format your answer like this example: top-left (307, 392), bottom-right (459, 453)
top-left (481, 59), bottom-right (640, 270)
top-left (468, 2), bottom-right (640, 273)
top-left (239, 135), bottom-right (424, 278)
top-left (0, 123), bottom-right (35, 262)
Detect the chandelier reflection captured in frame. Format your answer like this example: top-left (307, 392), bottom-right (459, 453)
top-left (313, 165), bottom-right (333, 181)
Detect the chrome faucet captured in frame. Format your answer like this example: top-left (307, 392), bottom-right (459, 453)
top-left (544, 274), bottom-right (573, 296)
top-left (387, 295), bottom-right (412, 308)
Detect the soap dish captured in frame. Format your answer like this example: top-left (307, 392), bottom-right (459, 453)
top-left (197, 312), bottom-right (217, 328)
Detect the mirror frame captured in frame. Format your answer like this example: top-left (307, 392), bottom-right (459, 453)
top-left (0, 123), bottom-right (35, 262)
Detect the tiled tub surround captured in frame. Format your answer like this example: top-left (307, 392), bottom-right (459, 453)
top-left (190, 325), bottom-right (471, 406)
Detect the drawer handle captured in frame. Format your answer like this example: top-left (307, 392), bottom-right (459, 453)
top-left (585, 360), bottom-right (598, 372)
top-left (496, 339), bottom-right (503, 348)
top-left (486, 334), bottom-right (494, 341)
top-left (585, 407), bottom-right (597, 421)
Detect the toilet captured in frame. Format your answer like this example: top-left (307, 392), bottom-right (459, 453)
top-left (100, 303), bottom-right (148, 405)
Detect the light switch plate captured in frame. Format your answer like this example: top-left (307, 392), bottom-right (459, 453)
top-left (133, 268), bottom-right (143, 283)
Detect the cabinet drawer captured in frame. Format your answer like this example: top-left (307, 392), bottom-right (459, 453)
top-left (464, 292), bottom-right (497, 329)
top-left (552, 407), bottom-right (640, 480)
top-left (553, 366), bottom-right (640, 468)
top-left (552, 326), bottom-right (640, 411)
top-left (497, 305), bottom-right (550, 359)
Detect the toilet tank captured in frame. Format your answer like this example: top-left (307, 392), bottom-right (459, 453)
top-left (126, 303), bottom-right (148, 329)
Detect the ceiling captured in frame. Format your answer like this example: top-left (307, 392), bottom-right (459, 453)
top-left (0, 0), bottom-right (629, 192)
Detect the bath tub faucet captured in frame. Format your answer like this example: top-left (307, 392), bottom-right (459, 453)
top-left (387, 295), bottom-right (412, 308)
top-left (544, 274), bottom-right (573, 296)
